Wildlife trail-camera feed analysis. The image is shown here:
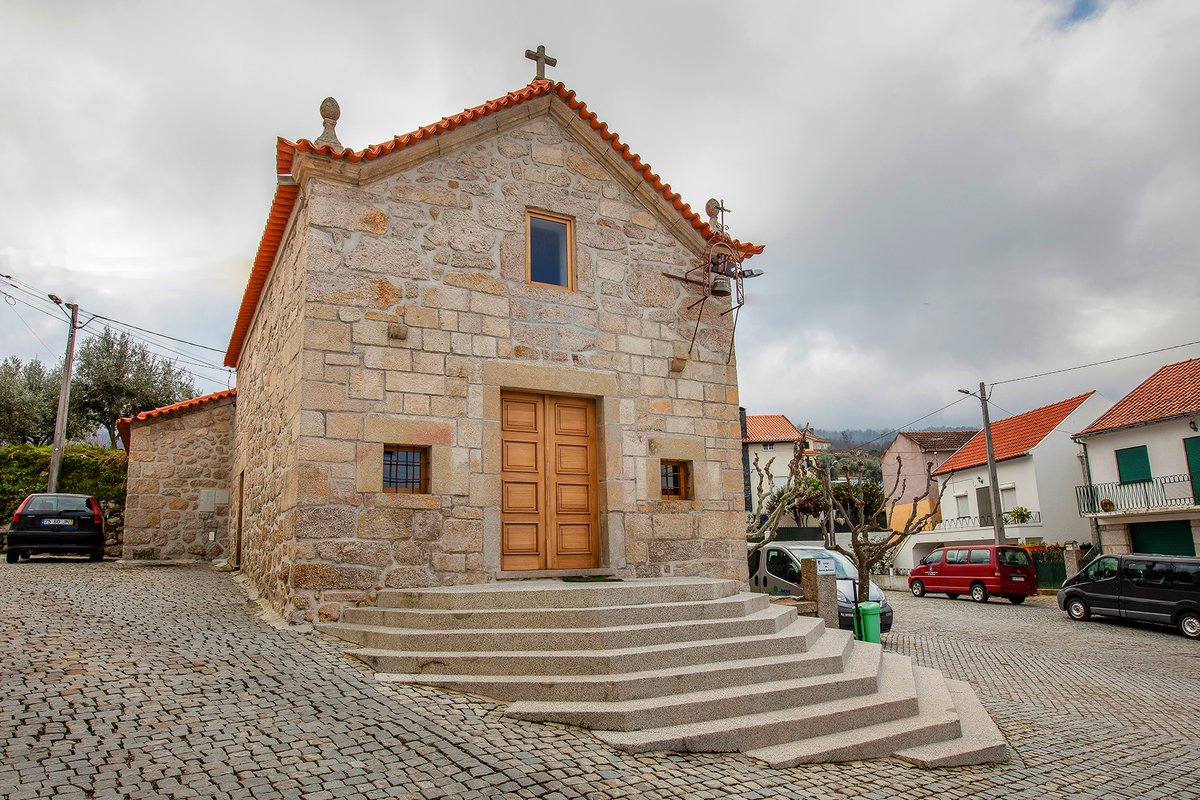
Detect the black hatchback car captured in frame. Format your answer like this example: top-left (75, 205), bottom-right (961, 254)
top-left (6, 493), bottom-right (106, 563)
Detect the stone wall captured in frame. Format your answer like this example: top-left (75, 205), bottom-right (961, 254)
top-left (260, 100), bottom-right (749, 623)
top-left (229, 199), bottom-right (310, 613)
top-left (123, 397), bottom-right (235, 560)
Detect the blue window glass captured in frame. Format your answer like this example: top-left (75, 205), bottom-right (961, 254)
top-left (528, 213), bottom-right (571, 287)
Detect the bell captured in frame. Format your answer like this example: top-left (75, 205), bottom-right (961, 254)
top-left (711, 275), bottom-right (732, 297)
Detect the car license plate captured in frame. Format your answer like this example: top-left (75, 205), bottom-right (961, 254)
top-left (42, 518), bottom-right (74, 526)
top-left (1011, 575), bottom-right (1025, 581)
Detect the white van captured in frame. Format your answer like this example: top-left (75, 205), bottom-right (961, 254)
top-left (747, 543), bottom-right (893, 632)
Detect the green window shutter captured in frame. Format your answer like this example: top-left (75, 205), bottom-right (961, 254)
top-left (1115, 446), bottom-right (1152, 484)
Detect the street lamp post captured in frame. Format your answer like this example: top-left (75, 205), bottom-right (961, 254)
top-left (959, 382), bottom-right (1005, 545)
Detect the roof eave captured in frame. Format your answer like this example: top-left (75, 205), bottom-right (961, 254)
top-left (1075, 411), bottom-right (1200, 440)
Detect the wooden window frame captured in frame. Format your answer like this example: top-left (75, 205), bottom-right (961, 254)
top-left (383, 445), bottom-right (430, 494)
top-left (660, 460), bottom-right (691, 500)
top-left (525, 209), bottom-right (575, 291)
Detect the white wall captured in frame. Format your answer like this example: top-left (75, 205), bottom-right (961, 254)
top-left (938, 457), bottom-right (1041, 522)
top-left (745, 442), bottom-right (793, 514)
top-left (1080, 417), bottom-right (1200, 485)
top-left (1027, 392), bottom-right (1113, 544)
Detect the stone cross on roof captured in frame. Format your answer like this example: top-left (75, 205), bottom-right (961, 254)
top-left (525, 45), bottom-right (557, 81)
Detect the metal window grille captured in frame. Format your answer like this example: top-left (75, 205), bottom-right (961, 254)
top-left (383, 447), bottom-right (428, 494)
top-left (661, 461), bottom-right (688, 499)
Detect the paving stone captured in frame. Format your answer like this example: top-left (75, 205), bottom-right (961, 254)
top-left (1, 563), bottom-right (1196, 798)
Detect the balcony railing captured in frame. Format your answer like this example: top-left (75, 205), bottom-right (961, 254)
top-left (933, 511), bottom-right (1041, 531)
top-left (1076, 473), bottom-right (1200, 515)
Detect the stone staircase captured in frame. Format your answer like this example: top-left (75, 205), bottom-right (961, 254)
top-left (319, 577), bottom-right (1007, 768)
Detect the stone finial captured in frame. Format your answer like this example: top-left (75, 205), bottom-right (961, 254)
top-left (314, 96), bottom-right (342, 150)
top-left (706, 198), bottom-right (729, 235)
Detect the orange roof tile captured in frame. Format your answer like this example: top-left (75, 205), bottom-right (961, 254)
top-left (1076, 357), bottom-right (1200, 437)
top-left (744, 415), bottom-right (804, 443)
top-left (224, 80), bottom-right (764, 367)
top-left (933, 392), bottom-right (1095, 476)
top-left (116, 389), bottom-right (237, 451)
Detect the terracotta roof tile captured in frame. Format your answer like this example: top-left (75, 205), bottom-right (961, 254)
top-left (744, 415), bottom-right (804, 443)
top-left (1076, 357), bottom-right (1200, 437)
top-left (933, 392), bottom-right (1095, 476)
top-left (224, 80), bottom-right (764, 367)
top-left (901, 430), bottom-right (979, 453)
top-left (116, 389), bottom-right (237, 451)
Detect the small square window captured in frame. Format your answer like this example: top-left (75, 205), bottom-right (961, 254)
top-left (526, 210), bottom-right (574, 289)
top-left (383, 446), bottom-right (429, 494)
top-left (761, 443), bottom-right (775, 451)
top-left (660, 460), bottom-right (691, 500)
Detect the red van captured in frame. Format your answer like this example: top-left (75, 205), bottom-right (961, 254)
top-left (907, 545), bottom-right (1038, 604)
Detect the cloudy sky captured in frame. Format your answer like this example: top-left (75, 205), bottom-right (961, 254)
top-left (2, 0), bottom-right (1197, 431)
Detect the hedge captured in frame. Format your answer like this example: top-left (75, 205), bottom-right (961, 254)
top-left (0, 444), bottom-right (127, 519)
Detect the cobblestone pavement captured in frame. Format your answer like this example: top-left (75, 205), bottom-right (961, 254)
top-left (1, 562), bottom-right (1197, 800)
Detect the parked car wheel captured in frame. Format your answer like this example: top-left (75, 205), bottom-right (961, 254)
top-left (1007, 595), bottom-right (1026, 605)
top-left (910, 579), bottom-right (926, 598)
top-left (1178, 611), bottom-right (1200, 640)
top-left (5, 551), bottom-right (17, 564)
top-left (946, 593), bottom-right (960, 600)
top-left (1066, 597), bottom-right (1090, 621)
top-left (970, 582), bottom-right (989, 603)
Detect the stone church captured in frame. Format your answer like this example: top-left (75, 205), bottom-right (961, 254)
top-left (121, 56), bottom-right (765, 623)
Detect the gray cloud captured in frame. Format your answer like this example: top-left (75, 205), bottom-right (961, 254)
top-left (1, 0), bottom-right (1196, 424)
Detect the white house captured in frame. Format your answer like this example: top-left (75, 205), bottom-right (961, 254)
top-left (742, 414), bottom-right (818, 517)
top-left (893, 391), bottom-right (1112, 570)
top-left (1072, 357), bottom-right (1200, 557)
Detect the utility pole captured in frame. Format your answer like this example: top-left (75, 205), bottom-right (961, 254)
top-left (47, 300), bottom-right (80, 493)
top-left (960, 382), bottom-right (1005, 545)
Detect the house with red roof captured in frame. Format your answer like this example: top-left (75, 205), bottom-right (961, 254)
top-left (120, 62), bottom-right (766, 622)
top-left (882, 430), bottom-right (978, 534)
top-left (893, 391), bottom-right (1111, 569)
top-left (741, 414), bottom-right (827, 518)
top-left (1072, 357), bottom-right (1200, 557)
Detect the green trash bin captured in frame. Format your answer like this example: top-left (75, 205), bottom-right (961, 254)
top-left (853, 602), bottom-right (882, 643)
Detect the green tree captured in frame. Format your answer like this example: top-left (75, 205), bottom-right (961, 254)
top-left (0, 356), bottom-right (62, 445)
top-left (72, 329), bottom-right (196, 446)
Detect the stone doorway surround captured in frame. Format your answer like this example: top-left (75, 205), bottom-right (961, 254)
top-left (482, 361), bottom-right (620, 578)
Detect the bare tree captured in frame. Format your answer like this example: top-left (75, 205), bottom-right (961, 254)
top-left (746, 427), bottom-right (817, 557)
top-left (747, 446), bottom-right (949, 604)
top-left (820, 456), bottom-right (948, 604)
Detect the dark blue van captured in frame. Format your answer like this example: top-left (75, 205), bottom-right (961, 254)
top-left (1058, 553), bottom-right (1200, 640)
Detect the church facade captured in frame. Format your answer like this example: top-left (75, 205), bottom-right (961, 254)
top-left (128, 70), bottom-right (764, 623)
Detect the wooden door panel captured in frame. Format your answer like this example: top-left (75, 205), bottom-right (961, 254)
top-left (555, 443), bottom-right (590, 474)
top-left (501, 392), bottom-right (598, 571)
top-left (503, 482), bottom-right (540, 513)
top-left (556, 483), bottom-right (591, 514)
top-left (554, 403), bottom-right (589, 435)
top-left (546, 396), bottom-right (598, 570)
top-left (502, 440), bottom-right (539, 472)
top-left (501, 393), bottom-right (546, 570)
top-left (503, 398), bottom-right (540, 431)
top-left (556, 523), bottom-right (592, 554)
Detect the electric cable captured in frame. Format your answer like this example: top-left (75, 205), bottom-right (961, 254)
top-left (991, 339), bottom-right (1200, 386)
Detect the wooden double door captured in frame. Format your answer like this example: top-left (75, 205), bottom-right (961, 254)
top-left (500, 392), bottom-right (599, 571)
